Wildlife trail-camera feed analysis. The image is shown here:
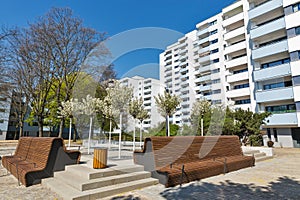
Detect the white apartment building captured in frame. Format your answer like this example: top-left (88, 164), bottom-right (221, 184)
top-left (120, 76), bottom-right (165, 131)
top-left (160, 0), bottom-right (300, 147)
top-left (159, 31), bottom-right (197, 125)
top-left (0, 95), bottom-right (10, 140)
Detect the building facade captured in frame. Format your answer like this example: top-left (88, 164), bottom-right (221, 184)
top-left (159, 0), bottom-right (300, 147)
top-left (120, 76), bottom-right (165, 131)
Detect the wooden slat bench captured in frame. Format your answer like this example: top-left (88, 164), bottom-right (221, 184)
top-left (134, 136), bottom-right (255, 187)
top-left (2, 137), bottom-right (81, 186)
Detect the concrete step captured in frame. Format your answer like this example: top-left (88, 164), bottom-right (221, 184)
top-left (43, 176), bottom-right (158, 200)
top-left (255, 156), bottom-right (273, 162)
top-left (244, 152), bottom-right (266, 158)
top-left (243, 150), bottom-right (260, 155)
top-left (65, 164), bottom-right (144, 180)
top-left (54, 170), bottom-right (151, 191)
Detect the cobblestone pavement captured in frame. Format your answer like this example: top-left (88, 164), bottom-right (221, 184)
top-left (1, 147), bottom-right (300, 200)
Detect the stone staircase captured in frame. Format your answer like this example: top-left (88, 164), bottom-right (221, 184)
top-left (42, 164), bottom-right (158, 200)
top-left (243, 149), bottom-right (273, 162)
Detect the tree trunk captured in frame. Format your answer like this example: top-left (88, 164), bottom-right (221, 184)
top-left (19, 122), bottom-right (24, 138)
top-left (38, 118), bottom-right (43, 137)
top-left (133, 119), bottom-right (136, 152)
top-left (88, 116), bottom-right (93, 154)
top-left (166, 115), bottom-right (170, 137)
top-left (58, 118), bottom-right (64, 138)
top-left (108, 119), bottom-right (112, 149)
top-left (119, 112), bottom-right (122, 159)
top-left (68, 118), bottom-right (72, 148)
top-left (73, 123), bottom-right (77, 142)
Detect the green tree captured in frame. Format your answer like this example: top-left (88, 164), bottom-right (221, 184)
top-left (233, 108), bottom-right (271, 145)
top-left (222, 107), bottom-right (238, 135)
top-left (154, 91), bottom-right (181, 137)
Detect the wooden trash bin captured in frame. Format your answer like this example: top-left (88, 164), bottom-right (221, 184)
top-left (93, 148), bottom-right (108, 169)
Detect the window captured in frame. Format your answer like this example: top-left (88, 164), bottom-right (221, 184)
top-left (263, 81), bottom-right (292, 90)
top-left (265, 104), bottom-right (296, 114)
top-left (0, 97), bottom-right (7, 101)
top-left (299, 51), bottom-right (300, 59)
top-left (235, 99), bottom-right (250, 105)
top-left (209, 20), bottom-right (217, 26)
top-left (210, 29), bottom-right (218, 35)
top-left (212, 79), bottom-right (220, 84)
top-left (212, 100), bottom-right (222, 104)
top-left (210, 49), bottom-right (219, 54)
top-left (293, 3), bottom-right (300, 12)
top-left (261, 58), bottom-right (290, 69)
top-left (212, 58), bottom-right (219, 63)
top-left (0, 108), bottom-right (5, 113)
top-left (296, 26), bottom-right (300, 35)
top-left (0, 119), bottom-right (4, 123)
top-left (212, 89), bottom-right (221, 94)
top-left (234, 83), bottom-right (249, 89)
top-left (210, 39), bottom-right (218, 45)
top-left (233, 68), bottom-right (248, 74)
top-left (211, 68), bottom-right (220, 74)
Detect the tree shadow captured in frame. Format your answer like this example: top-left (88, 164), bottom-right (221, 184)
top-left (110, 194), bottom-right (141, 200)
top-left (160, 176), bottom-right (300, 200)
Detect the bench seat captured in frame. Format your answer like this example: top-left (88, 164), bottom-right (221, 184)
top-left (2, 137), bottom-right (81, 186)
top-left (134, 136), bottom-right (255, 187)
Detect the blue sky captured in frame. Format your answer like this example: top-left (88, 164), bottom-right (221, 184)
top-left (0, 0), bottom-right (235, 79)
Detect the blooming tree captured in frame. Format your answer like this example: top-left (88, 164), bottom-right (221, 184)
top-left (154, 90), bottom-right (181, 137)
top-left (129, 97), bottom-right (146, 151)
top-left (58, 98), bottom-right (79, 148)
top-left (107, 81), bottom-right (133, 159)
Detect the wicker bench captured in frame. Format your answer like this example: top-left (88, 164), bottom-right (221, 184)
top-left (2, 137), bottom-right (81, 186)
top-left (134, 136), bottom-right (255, 187)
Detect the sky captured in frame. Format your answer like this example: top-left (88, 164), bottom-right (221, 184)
top-left (0, 0), bottom-right (235, 79)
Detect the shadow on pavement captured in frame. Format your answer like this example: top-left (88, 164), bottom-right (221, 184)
top-left (160, 176), bottom-right (300, 200)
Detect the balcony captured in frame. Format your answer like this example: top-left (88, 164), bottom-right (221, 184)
top-left (227, 88), bottom-right (250, 98)
top-left (225, 56), bottom-right (248, 69)
top-left (198, 37), bottom-right (209, 45)
top-left (198, 54), bottom-right (210, 63)
top-left (224, 41), bottom-right (247, 55)
top-left (253, 63), bottom-right (291, 81)
top-left (198, 46), bottom-right (210, 54)
top-left (233, 103), bottom-right (251, 110)
top-left (252, 39), bottom-right (288, 60)
top-left (195, 75), bottom-right (211, 83)
top-left (223, 12), bottom-right (244, 28)
top-left (249, 0), bottom-right (283, 20)
top-left (224, 26), bottom-right (245, 41)
top-left (197, 27), bottom-right (209, 37)
top-left (256, 87), bottom-right (294, 103)
top-left (200, 85), bottom-right (212, 91)
top-left (198, 65), bottom-right (211, 73)
top-left (227, 71), bottom-right (249, 83)
top-left (250, 17), bottom-right (285, 39)
top-left (265, 112), bottom-right (298, 126)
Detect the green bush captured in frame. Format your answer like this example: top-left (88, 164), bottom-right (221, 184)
top-left (248, 134), bottom-right (263, 146)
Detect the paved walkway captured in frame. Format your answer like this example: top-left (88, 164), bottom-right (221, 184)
top-left (1, 147), bottom-right (300, 200)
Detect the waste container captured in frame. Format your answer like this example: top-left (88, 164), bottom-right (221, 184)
top-left (93, 148), bottom-right (108, 169)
